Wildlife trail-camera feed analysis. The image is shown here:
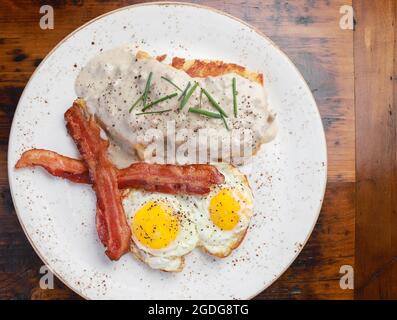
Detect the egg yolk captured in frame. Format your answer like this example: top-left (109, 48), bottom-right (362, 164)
top-left (209, 188), bottom-right (240, 231)
top-left (131, 201), bottom-right (179, 250)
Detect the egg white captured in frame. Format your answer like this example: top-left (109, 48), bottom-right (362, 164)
top-left (122, 190), bottom-right (199, 272)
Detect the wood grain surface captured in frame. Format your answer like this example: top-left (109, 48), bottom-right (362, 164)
top-left (354, 0), bottom-right (397, 300)
top-left (0, 0), bottom-right (356, 299)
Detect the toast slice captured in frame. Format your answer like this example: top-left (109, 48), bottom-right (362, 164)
top-left (136, 51), bottom-right (264, 85)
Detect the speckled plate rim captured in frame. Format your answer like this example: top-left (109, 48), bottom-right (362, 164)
top-left (8, 1), bottom-right (327, 300)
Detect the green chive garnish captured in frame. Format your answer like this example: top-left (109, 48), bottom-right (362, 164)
top-left (129, 94), bottom-right (143, 113)
top-left (199, 88), bottom-right (203, 108)
top-left (178, 82), bottom-right (191, 101)
top-left (188, 107), bottom-right (222, 119)
top-left (180, 82), bottom-right (199, 110)
top-left (136, 109), bottom-right (173, 116)
top-left (232, 77), bottom-right (237, 117)
top-left (142, 93), bottom-right (178, 111)
top-left (221, 114), bottom-right (230, 131)
top-left (142, 72), bottom-right (153, 108)
top-left (161, 76), bottom-right (182, 92)
top-left (201, 88), bottom-right (228, 117)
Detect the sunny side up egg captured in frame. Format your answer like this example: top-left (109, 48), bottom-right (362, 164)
top-left (122, 191), bottom-right (199, 272)
top-left (188, 163), bottom-right (254, 258)
top-left (122, 163), bottom-right (254, 271)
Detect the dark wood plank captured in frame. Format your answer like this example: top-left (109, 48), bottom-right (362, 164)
top-left (354, 0), bottom-right (397, 300)
top-left (0, 0), bottom-right (355, 299)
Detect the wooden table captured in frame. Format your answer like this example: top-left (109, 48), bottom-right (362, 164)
top-left (0, 0), bottom-right (395, 300)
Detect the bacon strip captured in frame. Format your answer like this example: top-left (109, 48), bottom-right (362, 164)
top-left (15, 149), bottom-right (89, 184)
top-left (15, 149), bottom-right (225, 195)
top-left (64, 102), bottom-right (131, 261)
top-left (118, 162), bottom-right (224, 195)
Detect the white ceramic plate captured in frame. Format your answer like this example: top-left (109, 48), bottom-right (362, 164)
top-left (8, 2), bottom-right (326, 299)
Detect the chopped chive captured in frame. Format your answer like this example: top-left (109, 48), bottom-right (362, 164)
top-left (178, 82), bottom-right (191, 101)
top-left (142, 93), bottom-right (178, 111)
top-left (180, 82), bottom-right (199, 110)
top-left (161, 76), bottom-right (183, 92)
top-left (232, 77), bottom-right (237, 117)
top-left (201, 88), bottom-right (228, 118)
top-left (142, 72), bottom-right (153, 108)
top-left (129, 94), bottom-right (143, 113)
top-left (220, 114), bottom-right (230, 131)
top-left (188, 107), bottom-right (222, 119)
top-left (199, 88), bottom-right (203, 108)
top-left (136, 109), bottom-right (173, 115)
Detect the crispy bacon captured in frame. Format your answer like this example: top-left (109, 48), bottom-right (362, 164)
top-left (15, 149), bottom-right (225, 195)
top-left (96, 205), bottom-right (108, 247)
top-left (64, 102), bottom-right (131, 261)
top-left (118, 162), bottom-right (224, 195)
top-left (15, 149), bottom-right (89, 184)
